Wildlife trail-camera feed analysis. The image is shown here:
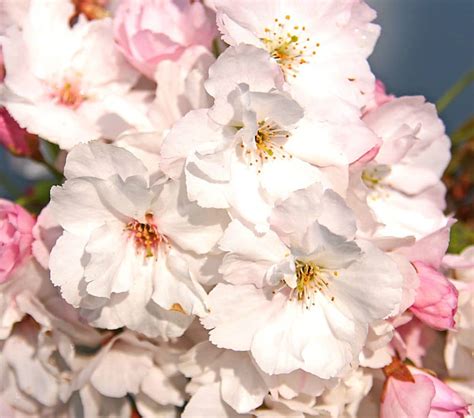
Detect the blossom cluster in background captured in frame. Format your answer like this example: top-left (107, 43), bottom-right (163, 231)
top-left (0, 0), bottom-right (472, 417)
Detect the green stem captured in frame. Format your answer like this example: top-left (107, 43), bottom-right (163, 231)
top-left (437, 70), bottom-right (474, 113)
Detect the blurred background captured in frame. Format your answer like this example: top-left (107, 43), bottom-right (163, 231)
top-left (1, 0), bottom-right (473, 247)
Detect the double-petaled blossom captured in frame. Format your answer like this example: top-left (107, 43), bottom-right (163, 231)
top-left (48, 141), bottom-right (228, 338)
top-left (114, 0), bottom-right (217, 78)
top-left (356, 96), bottom-right (450, 239)
top-left (161, 44), bottom-right (378, 230)
top-left (0, 0), bottom-right (465, 416)
top-left (0, 258), bottom-right (103, 416)
top-left (1, 0), bottom-right (139, 149)
top-left (214, 0), bottom-right (380, 110)
top-left (202, 184), bottom-right (403, 378)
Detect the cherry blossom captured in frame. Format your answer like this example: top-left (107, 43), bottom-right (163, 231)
top-left (214, 0), bottom-right (380, 109)
top-left (48, 141), bottom-right (228, 337)
top-left (114, 0), bottom-right (217, 78)
top-left (202, 186), bottom-right (403, 378)
top-left (1, 0), bottom-right (139, 149)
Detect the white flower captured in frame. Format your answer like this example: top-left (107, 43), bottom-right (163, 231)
top-left (161, 45), bottom-right (378, 230)
top-left (67, 331), bottom-right (186, 418)
top-left (317, 369), bottom-right (373, 418)
top-left (1, 0), bottom-right (139, 149)
top-left (181, 340), bottom-right (330, 416)
top-left (0, 258), bottom-right (102, 416)
top-left (49, 142), bottom-right (228, 337)
top-left (202, 186), bottom-right (403, 378)
top-left (358, 96), bottom-right (451, 239)
top-left (149, 46), bottom-right (215, 132)
top-left (214, 0), bottom-right (380, 109)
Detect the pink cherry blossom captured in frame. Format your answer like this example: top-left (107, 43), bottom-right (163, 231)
top-left (114, 0), bottom-right (217, 79)
top-left (381, 358), bottom-right (469, 418)
top-left (0, 199), bottom-right (35, 283)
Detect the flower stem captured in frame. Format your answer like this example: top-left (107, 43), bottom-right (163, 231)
top-left (437, 70), bottom-right (474, 114)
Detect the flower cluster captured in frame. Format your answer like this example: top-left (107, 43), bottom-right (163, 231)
top-left (0, 1), bottom-right (471, 417)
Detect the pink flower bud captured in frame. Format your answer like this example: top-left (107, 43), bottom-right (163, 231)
top-left (0, 107), bottom-right (39, 157)
top-left (0, 200), bottom-right (35, 283)
top-left (381, 358), bottom-right (469, 418)
top-left (410, 261), bottom-right (458, 331)
top-left (114, 0), bottom-right (217, 79)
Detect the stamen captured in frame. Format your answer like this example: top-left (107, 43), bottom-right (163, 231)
top-left (285, 260), bottom-right (339, 309)
top-left (239, 119), bottom-right (293, 171)
top-left (55, 81), bottom-right (85, 109)
top-left (260, 16), bottom-right (320, 78)
top-left (125, 213), bottom-right (165, 258)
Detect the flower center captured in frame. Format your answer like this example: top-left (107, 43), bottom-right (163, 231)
top-left (239, 119), bottom-right (292, 172)
top-left (72, 0), bottom-right (109, 21)
top-left (291, 260), bottom-right (338, 309)
top-left (261, 15), bottom-right (320, 78)
top-left (54, 81), bottom-right (86, 109)
top-left (126, 213), bottom-right (165, 258)
top-left (361, 165), bottom-right (392, 200)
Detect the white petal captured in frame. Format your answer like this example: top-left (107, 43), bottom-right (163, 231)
top-left (202, 284), bottom-right (283, 351)
top-left (64, 142), bottom-right (147, 181)
top-left (205, 44), bottom-right (283, 98)
top-left (153, 179), bottom-right (228, 254)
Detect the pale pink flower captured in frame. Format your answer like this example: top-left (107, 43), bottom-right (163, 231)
top-left (381, 358), bottom-right (469, 418)
top-left (2, 0), bottom-right (139, 150)
top-left (202, 185), bottom-right (403, 378)
top-left (180, 340), bottom-right (330, 416)
top-left (0, 199), bottom-right (35, 283)
top-left (114, 0), bottom-right (217, 78)
top-left (214, 0), bottom-right (380, 110)
top-left (48, 141), bottom-right (228, 337)
top-left (359, 96), bottom-right (451, 239)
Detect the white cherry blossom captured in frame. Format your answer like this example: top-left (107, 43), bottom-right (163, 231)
top-left (1, 0), bottom-right (139, 149)
top-left (48, 142), bottom-right (228, 337)
top-left (214, 0), bottom-right (380, 109)
top-left (358, 96), bottom-right (451, 239)
top-left (202, 187), bottom-right (403, 378)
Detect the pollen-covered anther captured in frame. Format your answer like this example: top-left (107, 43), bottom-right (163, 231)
top-left (240, 119), bottom-right (292, 171)
top-left (290, 260), bottom-right (337, 309)
top-left (55, 81), bottom-right (86, 109)
top-left (261, 15), bottom-right (320, 78)
top-left (126, 213), bottom-right (165, 258)
top-left (362, 164), bottom-right (392, 201)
